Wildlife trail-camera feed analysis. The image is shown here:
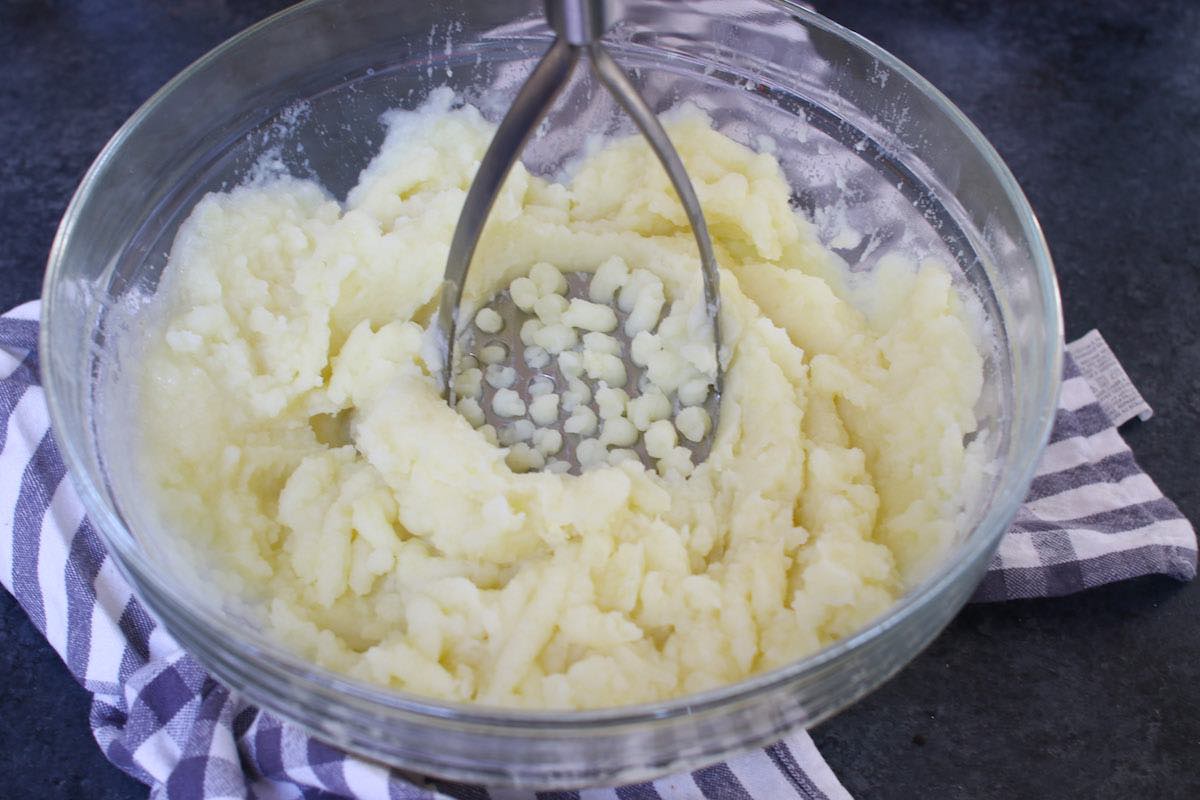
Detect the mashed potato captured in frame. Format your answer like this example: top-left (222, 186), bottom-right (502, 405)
top-left (136, 90), bottom-right (984, 709)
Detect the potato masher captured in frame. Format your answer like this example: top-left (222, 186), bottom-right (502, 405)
top-left (434, 0), bottom-right (722, 474)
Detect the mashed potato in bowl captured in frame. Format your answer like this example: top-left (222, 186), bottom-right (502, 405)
top-left (135, 90), bottom-right (984, 710)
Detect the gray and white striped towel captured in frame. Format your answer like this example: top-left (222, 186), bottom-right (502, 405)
top-left (1, 299), bottom-right (1194, 799)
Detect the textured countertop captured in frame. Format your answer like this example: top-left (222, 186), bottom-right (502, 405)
top-left (2, 1), bottom-right (1197, 797)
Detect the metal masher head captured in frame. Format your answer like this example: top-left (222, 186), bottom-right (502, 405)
top-left (435, 0), bottom-right (722, 475)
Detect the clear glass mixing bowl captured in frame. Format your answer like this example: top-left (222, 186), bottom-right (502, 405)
top-left (42, 0), bottom-right (1062, 788)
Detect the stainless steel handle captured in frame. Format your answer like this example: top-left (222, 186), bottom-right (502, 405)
top-left (436, 37), bottom-right (579, 391)
top-left (588, 42), bottom-right (722, 386)
top-left (545, 0), bottom-right (618, 45)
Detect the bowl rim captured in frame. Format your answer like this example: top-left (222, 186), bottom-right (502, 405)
top-left (41, 0), bottom-right (1064, 730)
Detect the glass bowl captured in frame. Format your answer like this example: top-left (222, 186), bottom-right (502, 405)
top-left (42, 0), bottom-right (1061, 788)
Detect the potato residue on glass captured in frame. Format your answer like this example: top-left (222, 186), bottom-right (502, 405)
top-left (137, 89), bottom-right (985, 709)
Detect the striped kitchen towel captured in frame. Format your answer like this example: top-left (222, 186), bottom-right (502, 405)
top-left (1, 299), bottom-right (1194, 800)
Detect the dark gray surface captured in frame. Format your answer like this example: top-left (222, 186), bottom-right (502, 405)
top-left (1, 0), bottom-right (1196, 797)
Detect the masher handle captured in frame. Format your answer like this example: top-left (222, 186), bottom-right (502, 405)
top-left (545, 0), bottom-right (619, 45)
